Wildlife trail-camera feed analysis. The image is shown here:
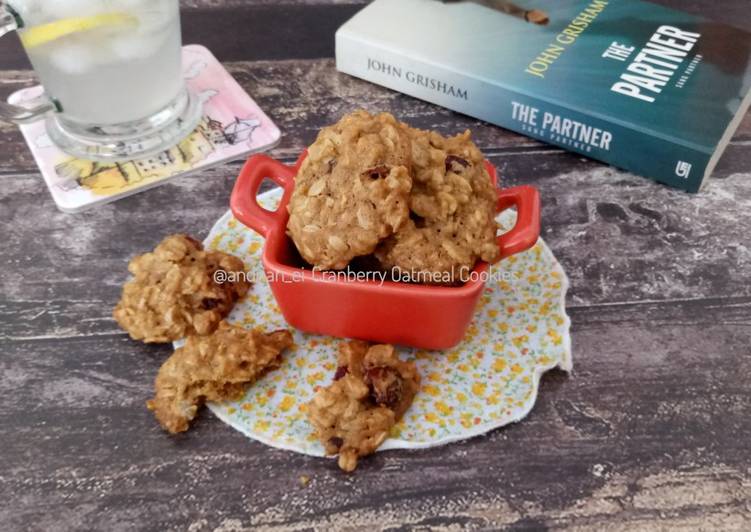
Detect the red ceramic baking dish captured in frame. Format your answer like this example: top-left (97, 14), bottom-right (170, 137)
top-left (230, 153), bottom-right (540, 350)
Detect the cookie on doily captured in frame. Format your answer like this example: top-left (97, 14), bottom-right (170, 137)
top-left (308, 341), bottom-right (420, 471)
top-left (114, 234), bottom-right (250, 343)
top-left (148, 321), bottom-right (294, 433)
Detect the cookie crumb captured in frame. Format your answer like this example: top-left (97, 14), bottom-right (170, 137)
top-left (299, 475), bottom-right (311, 487)
top-left (526, 9), bottom-right (549, 25)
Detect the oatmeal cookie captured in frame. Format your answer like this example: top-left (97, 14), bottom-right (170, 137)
top-left (287, 110), bottom-right (413, 270)
top-left (147, 321), bottom-right (294, 433)
top-left (307, 340), bottom-right (420, 472)
top-left (114, 234), bottom-right (250, 343)
top-left (375, 128), bottom-right (499, 284)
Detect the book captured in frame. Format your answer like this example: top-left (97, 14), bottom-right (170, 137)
top-left (335, 0), bottom-right (751, 192)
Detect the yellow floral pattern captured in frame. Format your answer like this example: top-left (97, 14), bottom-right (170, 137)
top-left (194, 189), bottom-right (572, 456)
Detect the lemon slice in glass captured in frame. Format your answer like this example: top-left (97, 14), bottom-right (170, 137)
top-left (20, 12), bottom-right (138, 49)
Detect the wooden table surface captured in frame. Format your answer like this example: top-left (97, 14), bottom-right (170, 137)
top-left (1, 1), bottom-right (750, 530)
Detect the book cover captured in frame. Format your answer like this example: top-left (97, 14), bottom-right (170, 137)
top-left (335, 0), bottom-right (751, 192)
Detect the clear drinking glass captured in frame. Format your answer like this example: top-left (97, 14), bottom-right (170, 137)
top-left (0, 0), bottom-right (202, 160)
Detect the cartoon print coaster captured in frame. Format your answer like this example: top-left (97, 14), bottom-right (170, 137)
top-left (9, 44), bottom-right (280, 213)
top-left (187, 188), bottom-right (572, 456)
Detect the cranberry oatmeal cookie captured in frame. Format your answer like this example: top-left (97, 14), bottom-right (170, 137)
top-left (307, 340), bottom-right (420, 472)
top-left (287, 110), bottom-right (413, 270)
top-left (376, 128), bottom-right (500, 284)
top-left (114, 234), bottom-right (250, 343)
top-left (147, 321), bottom-right (294, 433)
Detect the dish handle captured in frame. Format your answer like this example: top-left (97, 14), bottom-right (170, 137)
top-left (230, 154), bottom-right (300, 238)
top-left (495, 185), bottom-right (541, 260)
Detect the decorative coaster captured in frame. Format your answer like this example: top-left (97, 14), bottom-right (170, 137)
top-left (9, 44), bottom-right (281, 213)
top-left (187, 189), bottom-right (572, 456)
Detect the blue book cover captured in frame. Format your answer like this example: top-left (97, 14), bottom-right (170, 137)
top-left (335, 0), bottom-right (751, 192)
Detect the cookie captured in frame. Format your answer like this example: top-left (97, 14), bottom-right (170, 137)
top-left (307, 340), bottom-right (420, 472)
top-left (375, 128), bottom-right (500, 284)
top-left (287, 110), bottom-right (413, 270)
top-left (147, 321), bottom-right (294, 433)
top-left (114, 234), bottom-right (250, 343)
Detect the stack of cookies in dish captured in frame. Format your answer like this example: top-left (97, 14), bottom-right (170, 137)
top-left (287, 110), bottom-right (500, 284)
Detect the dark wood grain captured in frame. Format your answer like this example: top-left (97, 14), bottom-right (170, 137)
top-left (1, 0), bottom-right (750, 531)
top-left (1, 298), bottom-right (749, 530)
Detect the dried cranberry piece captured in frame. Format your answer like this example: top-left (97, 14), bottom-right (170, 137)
top-left (201, 298), bottom-right (221, 310)
top-left (365, 367), bottom-right (404, 408)
top-left (409, 211), bottom-right (427, 228)
top-left (364, 166), bottom-right (390, 180)
top-left (445, 155), bottom-right (470, 173)
top-left (333, 366), bottom-right (349, 381)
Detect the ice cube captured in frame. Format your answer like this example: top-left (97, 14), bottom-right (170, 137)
top-left (110, 33), bottom-right (166, 61)
top-left (48, 42), bottom-right (98, 74)
top-left (39, 0), bottom-right (108, 20)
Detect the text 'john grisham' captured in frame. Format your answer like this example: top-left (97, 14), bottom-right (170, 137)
top-left (525, 0), bottom-right (609, 79)
top-left (367, 58), bottom-right (469, 100)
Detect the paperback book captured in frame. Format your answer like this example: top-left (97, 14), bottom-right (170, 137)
top-left (336, 0), bottom-right (751, 192)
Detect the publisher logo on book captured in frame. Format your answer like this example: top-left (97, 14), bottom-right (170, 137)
top-left (675, 161), bottom-right (692, 179)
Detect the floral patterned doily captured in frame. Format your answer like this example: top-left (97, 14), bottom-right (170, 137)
top-left (193, 188), bottom-right (572, 455)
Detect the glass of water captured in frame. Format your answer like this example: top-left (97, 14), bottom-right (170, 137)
top-left (0, 0), bottom-right (202, 160)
